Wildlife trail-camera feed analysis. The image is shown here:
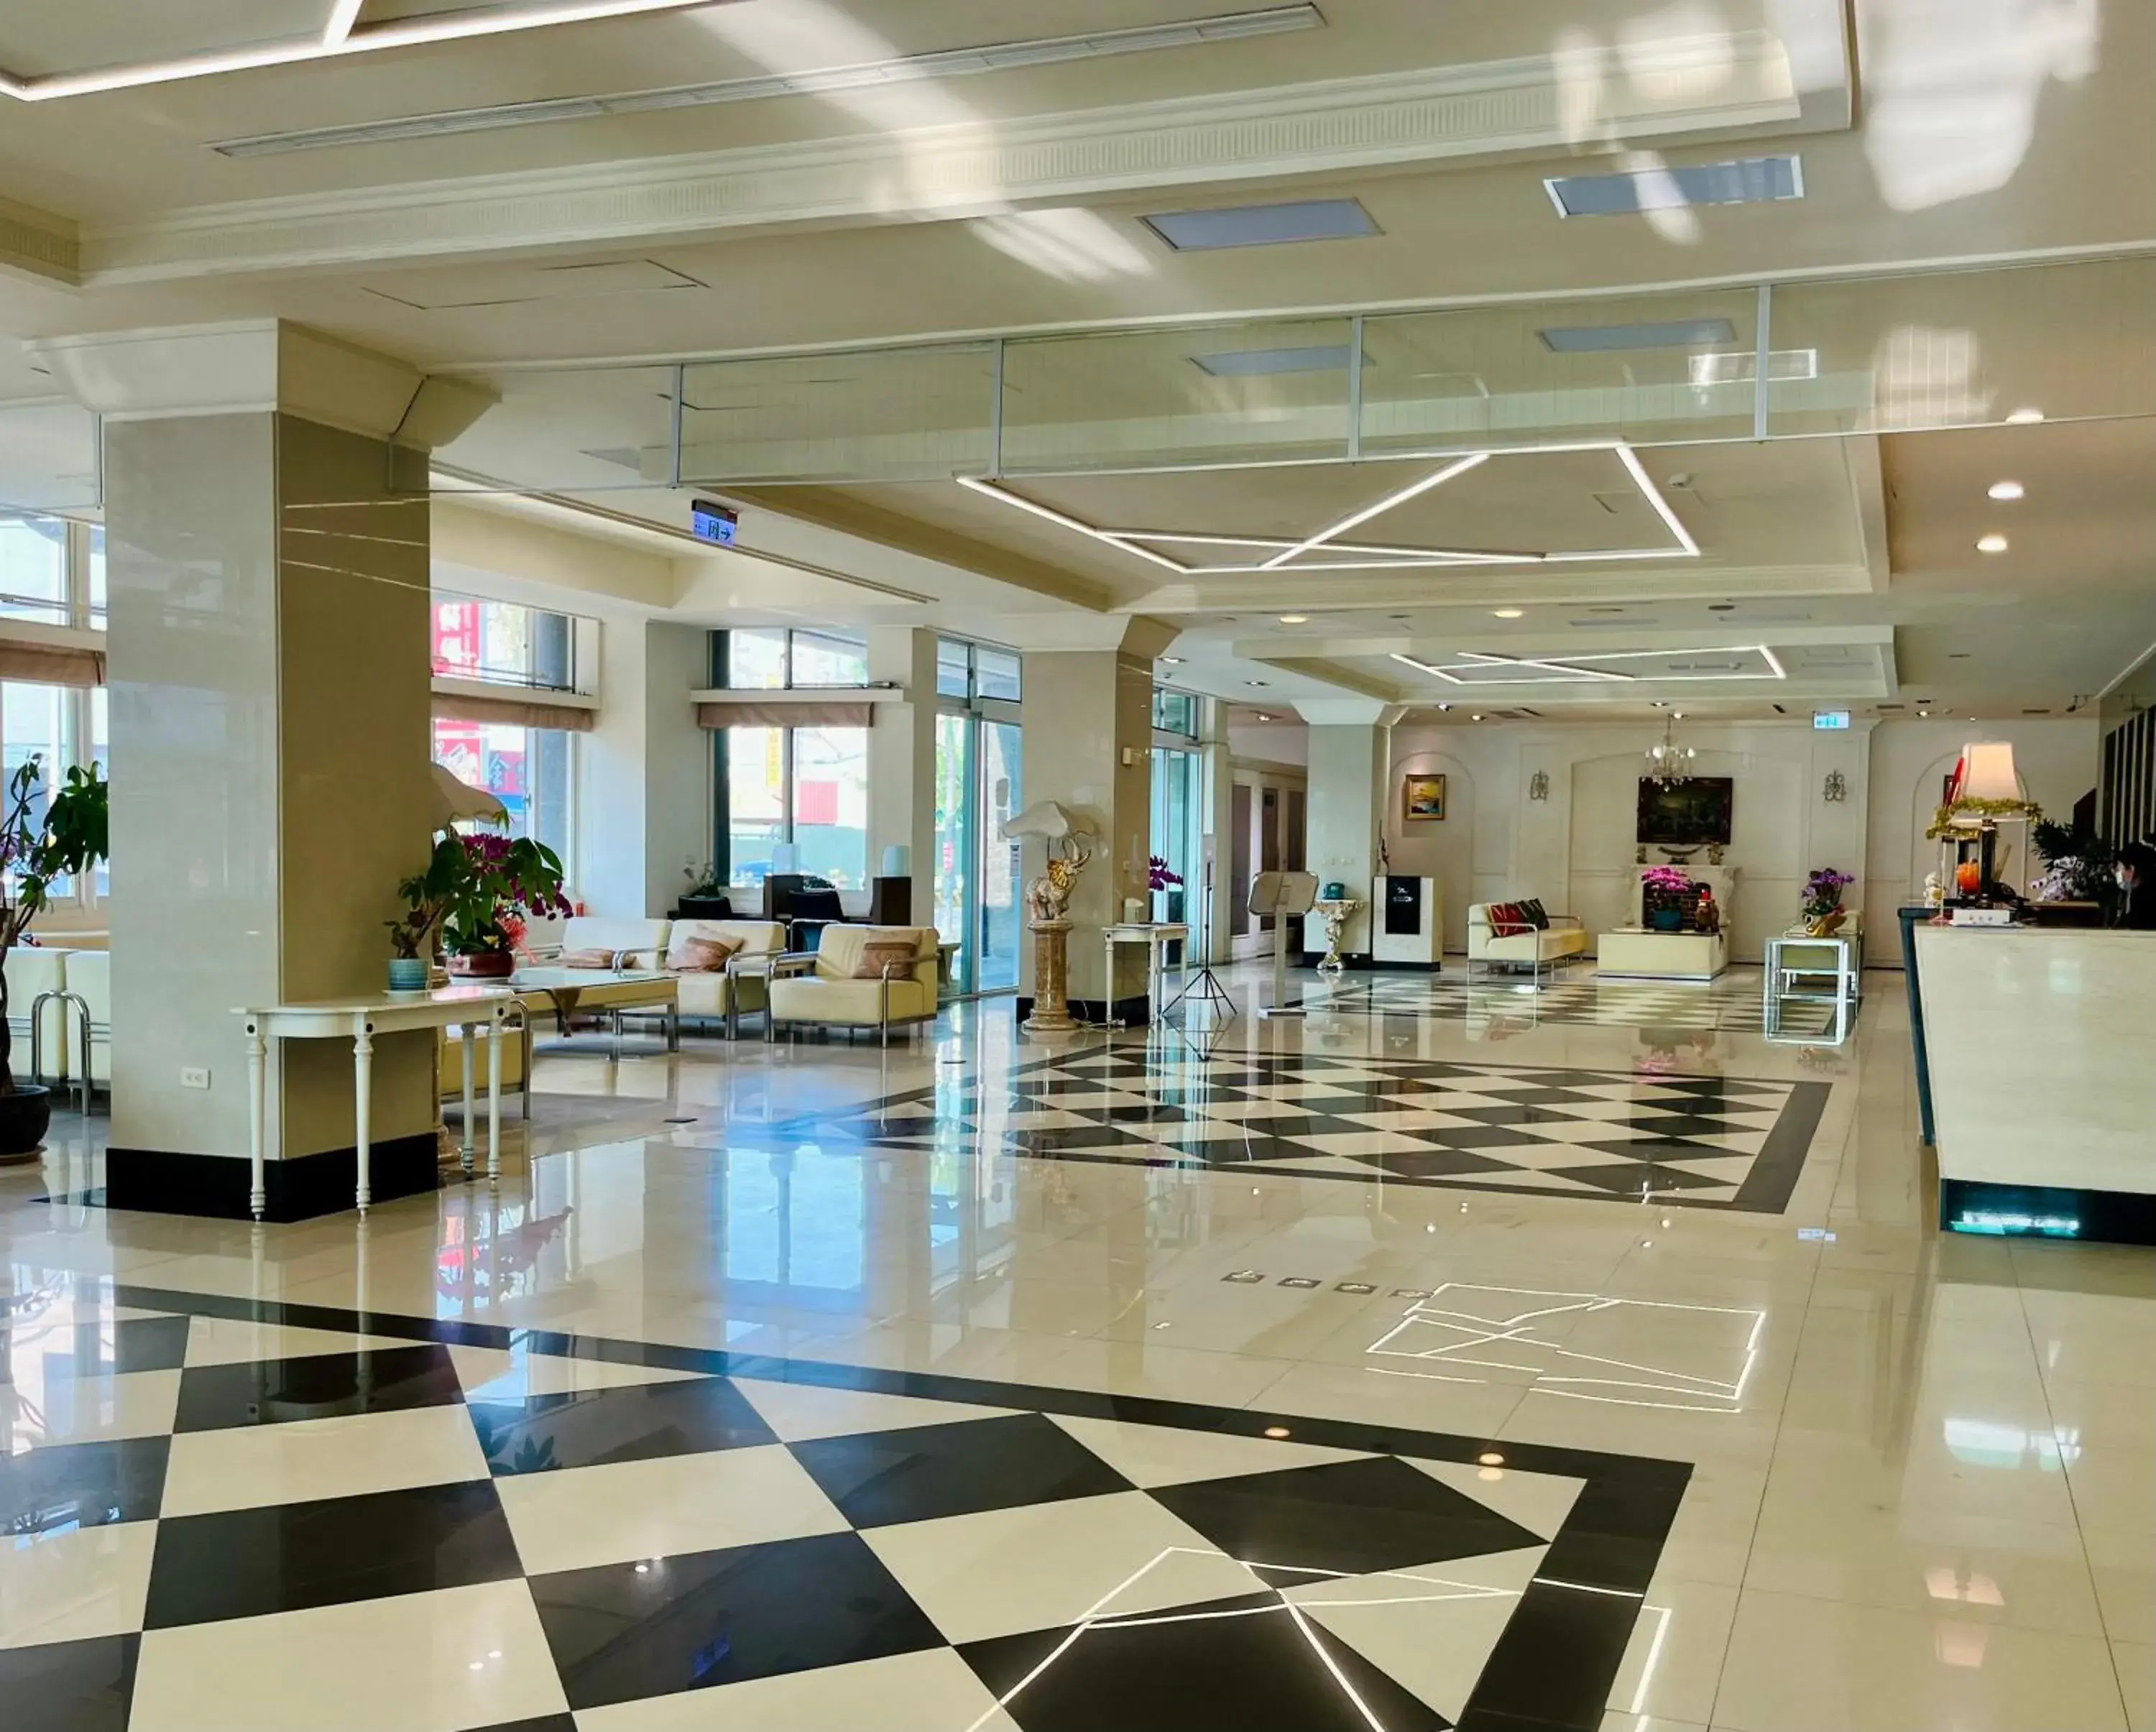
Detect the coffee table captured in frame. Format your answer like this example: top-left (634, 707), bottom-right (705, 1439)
top-left (510, 967), bottom-right (680, 1059)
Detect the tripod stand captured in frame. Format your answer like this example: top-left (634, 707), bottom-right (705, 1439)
top-left (1161, 878), bottom-right (1237, 1019)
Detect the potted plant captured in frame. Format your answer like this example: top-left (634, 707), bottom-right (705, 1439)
top-left (1800, 868), bottom-right (1855, 936)
top-left (1640, 864), bottom-right (1695, 931)
top-left (390, 832), bottom-right (569, 985)
top-left (0, 758), bottom-right (108, 1158)
top-left (1148, 855), bottom-right (1184, 924)
top-left (2030, 820), bottom-right (2119, 911)
top-left (678, 860), bottom-right (732, 920)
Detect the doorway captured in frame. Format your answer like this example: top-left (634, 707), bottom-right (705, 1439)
top-left (934, 710), bottom-right (1023, 996)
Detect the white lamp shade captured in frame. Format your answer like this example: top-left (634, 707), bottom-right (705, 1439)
top-left (880, 844), bottom-right (911, 877)
top-left (1959, 742), bottom-right (2021, 802)
top-left (1002, 800), bottom-right (1095, 842)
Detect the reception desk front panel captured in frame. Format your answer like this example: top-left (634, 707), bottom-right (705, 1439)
top-left (1914, 924), bottom-right (2156, 1243)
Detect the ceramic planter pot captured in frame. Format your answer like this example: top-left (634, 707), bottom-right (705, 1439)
top-left (0, 1083), bottom-right (52, 1160)
top-left (387, 957), bottom-right (429, 992)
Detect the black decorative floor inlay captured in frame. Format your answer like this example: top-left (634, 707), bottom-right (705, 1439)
top-left (786, 1049), bottom-right (1832, 1214)
top-left (0, 1280), bottom-right (1695, 1732)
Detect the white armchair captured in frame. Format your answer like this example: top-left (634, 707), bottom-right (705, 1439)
top-left (665, 918), bottom-right (788, 1038)
top-left (765, 925), bottom-right (940, 1044)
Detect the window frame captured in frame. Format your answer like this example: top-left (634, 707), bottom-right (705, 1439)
top-left (935, 636), bottom-right (1023, 707)
top-left (430, 714), bottom-right (579, 881)
top-left (429, 591), bottom-right (579, 693)
top-left (715, 626), bottom-right (870, 693)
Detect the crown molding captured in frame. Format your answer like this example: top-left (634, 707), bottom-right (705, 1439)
top-left (1124, 561), bottom-right (1876, 614)
top-left (0, 195), bottom-right (80, 285)
top-left (79, 31), bottom-right (1811, 284)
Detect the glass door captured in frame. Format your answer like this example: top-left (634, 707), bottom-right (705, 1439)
top-left (934, 711), bottom-right (1023, 997)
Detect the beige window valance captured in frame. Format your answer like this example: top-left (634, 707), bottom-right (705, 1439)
top-left (696, 701), bottom-right (875, 729)
top-left (430, 691), bottom-right (596, 733)
top-left (0, 640), bottom-right (104, 688)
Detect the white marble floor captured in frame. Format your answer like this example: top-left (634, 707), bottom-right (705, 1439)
top-left (1, 962), bottom-right (2148, 1732)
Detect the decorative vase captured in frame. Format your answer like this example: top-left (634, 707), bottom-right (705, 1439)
top-left (387, 957), bottom-right (428, 992)
top-left (447, 950), bottom-right (515, 980)
top-left (1649, 907), bottom-right (1685, 932)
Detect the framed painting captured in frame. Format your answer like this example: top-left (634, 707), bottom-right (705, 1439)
top-left (1403, 773), bottom-right (1447, 821)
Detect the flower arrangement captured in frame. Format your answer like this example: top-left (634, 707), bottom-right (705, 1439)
top-left (389, 832), bottom-right (571, 964)
top-left (1640, 865), bottom-right (1695, 894)
top-left (2029, 819), bottom-right (2119, 906)
top-left (1802, 868), bottom-right (1854, 919)
top-left (1147, 855), bottom-right (1184, 892)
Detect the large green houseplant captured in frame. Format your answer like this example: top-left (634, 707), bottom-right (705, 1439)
top-left (0, 757), bottom-right (109, 1158)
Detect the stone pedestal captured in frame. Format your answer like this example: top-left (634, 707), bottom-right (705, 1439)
top-left (1025, 920), bottom-right (1077, 1032)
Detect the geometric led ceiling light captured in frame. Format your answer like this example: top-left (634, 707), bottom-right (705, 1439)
top-left (0, 0), bottom-right (727, 101)
top-left (957, 440), bottom-right (1700, 577)
top-left (1388, 645), bottom-right (1788, 687)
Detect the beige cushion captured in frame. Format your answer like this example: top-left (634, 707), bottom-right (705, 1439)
top-left (849, 940), bottom-right (918, 980)
top-left (814, 924), bottom-right (936, 987)
top-left (666, 933), bottom-right (741, 972)
top-left (560, 947), bottom-right (621, 969)
top-left (562, 916), bottom-right (671, 971)
top-left (673, 918), bottom-right (785, 959)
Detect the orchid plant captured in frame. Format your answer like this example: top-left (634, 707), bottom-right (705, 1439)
top-left (1147, 855), bottom-right (1184, 893)
top-left (1802, 868), bottom-right (1855, 921)
top-left (1640, 865), bottom-right (1695, 895)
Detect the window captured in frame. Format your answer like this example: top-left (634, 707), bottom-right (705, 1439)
top-left (1, 679), bottom-right (105, 906)
top-left (431, 716), bottom-right (573, 867)
top-left (1153, 687), bottom-right (1199, 736)
top-left (430, 595), bottom-right (574, 691)
top-left (722, 627), bottom-right (867, 691)
top-left (0, 518), bottom-right (68, 625)
top-left (722, 723), bottom-right (868, 889)
top-left (936, 637), bottom-right (1022, 704)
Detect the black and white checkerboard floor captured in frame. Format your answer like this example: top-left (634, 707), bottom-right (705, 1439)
top-left (1322, 967), bottom-right (1846, 1036)
top-left (797, 1050), bottom-right (1831, 1215)
top-left (1, 1286), bottom-right (1687, 1732)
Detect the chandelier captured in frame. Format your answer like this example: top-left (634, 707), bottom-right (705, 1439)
top-left (1644, 714), bottom-right (1697, 786)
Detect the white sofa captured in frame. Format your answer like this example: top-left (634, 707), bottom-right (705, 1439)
top-left (1467, 902), bottom-right (1592, 985)
top-left (549, 915), bottom-right (788, 1038)
top-left (766, 925), bottom-right (941, 1043)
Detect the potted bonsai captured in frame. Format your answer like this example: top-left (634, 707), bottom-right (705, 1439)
top-left (0, 757), bottom-right (109, 1158)
top-left (390, 832), bottom-right (569, 985)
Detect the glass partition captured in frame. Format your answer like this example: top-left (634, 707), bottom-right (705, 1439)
top-left (1000, 318), bottom-right (1355, 474)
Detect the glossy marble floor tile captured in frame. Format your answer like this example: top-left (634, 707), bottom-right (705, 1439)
top-left (0, 965), bottom-right (2147, 1731)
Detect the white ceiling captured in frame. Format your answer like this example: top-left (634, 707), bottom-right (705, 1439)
top-left (0, 0), bottom-right (2146, 726)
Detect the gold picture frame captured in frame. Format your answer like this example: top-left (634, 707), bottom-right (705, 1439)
top-left (1402, 773), bottom-right (1447, 821)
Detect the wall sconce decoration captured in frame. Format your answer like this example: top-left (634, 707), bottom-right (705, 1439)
top-left (1823, 770), bottom-right (1848, 803)
top-left (1528, 770), bottom-right (1550, 802)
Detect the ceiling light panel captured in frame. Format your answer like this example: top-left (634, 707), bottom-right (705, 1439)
top-left (1539, 318), bottom-right (1736, 354)
top-left (1544, 155), bottom-right (1804, 217)
top-left (1189, 344), bottom-right (1358, 378)
top-left (213, 4), bottom-right (1321, 152)
top-left (1141, 198), bottom-right (1378, 252)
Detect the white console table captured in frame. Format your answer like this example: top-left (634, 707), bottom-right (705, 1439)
top-left (237, 986), bottom-right (519, 1220)
top-left (1100, 923), bottom-right (1190, 1027)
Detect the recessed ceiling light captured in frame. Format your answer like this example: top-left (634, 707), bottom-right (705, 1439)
top-left (1919, 709), bottom-right (1930, 717)
top-left (1245, 680), bottom-right (1269, 687)
top-left (1141, 197), bottom-right (1377, 252)
top-left (1160, 655), bottom-right (1184, 664)
top-left (1976, 533), bottom-right (2009, 553)
top-left (1470, 714), bottom-right (1484, 722)
top-left (1544, 155), bottom-right (1803, 218)
top-left (1193, 344), bottom-right (1363, 378)
top-left (1493, 607), bottom-right (1524, 619)
top-left (1278, 614), bottom-right (1309, 624)
top-left (1437, 702), bottom-right (1452, 711)
top-left (1987, 480), bottom-right (2024, 501)
top-left (2004, 407), bottom-right (2045, 425)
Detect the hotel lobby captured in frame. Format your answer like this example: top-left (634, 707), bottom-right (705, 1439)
top-left (0, 4), bottom-right (2153, 1730)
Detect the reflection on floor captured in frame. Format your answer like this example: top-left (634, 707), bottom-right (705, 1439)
top-left (1327, 966), bottom-right (1844, 1038)
top-left (791, 1047), bottom-right (1831, 1212)
top-left (0, 959), bottom-right (2148, 1732)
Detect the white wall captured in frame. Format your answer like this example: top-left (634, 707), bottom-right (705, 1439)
top-left (1228, 722), bottom-right (1308, 767)
top-left (1863, 718), bottom-right (2100, 963)
top-left (1383, 722), bottom-right (1869, 961)
top-left (576, 617), bottom-right (711, 918)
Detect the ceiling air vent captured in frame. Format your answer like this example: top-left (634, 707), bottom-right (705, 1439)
top-left (1143, 198), bottom-right (1378, 252)
top-left (1191, 344), bottom-right (1359, 377)
top-left (1544, 155), bottom-right (1804, 218)
top-left (1539, 318), bottom-right (1736, 354)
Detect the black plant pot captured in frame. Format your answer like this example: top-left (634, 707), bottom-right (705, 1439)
top-left (677, 895), bottom-right (734, 919)
top-left (0, 1084), bottom-right (52, 1160)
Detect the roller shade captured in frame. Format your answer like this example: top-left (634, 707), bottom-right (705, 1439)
top-left (430, 690), bottom-right (595, 732)
top-left (696, 701), bottom-right (875, 729)
top-left (0, 640), bottom-right (104, 687)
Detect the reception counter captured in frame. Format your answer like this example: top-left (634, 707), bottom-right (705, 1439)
top-left (1913, 923), bottom-right (2156, 1244)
